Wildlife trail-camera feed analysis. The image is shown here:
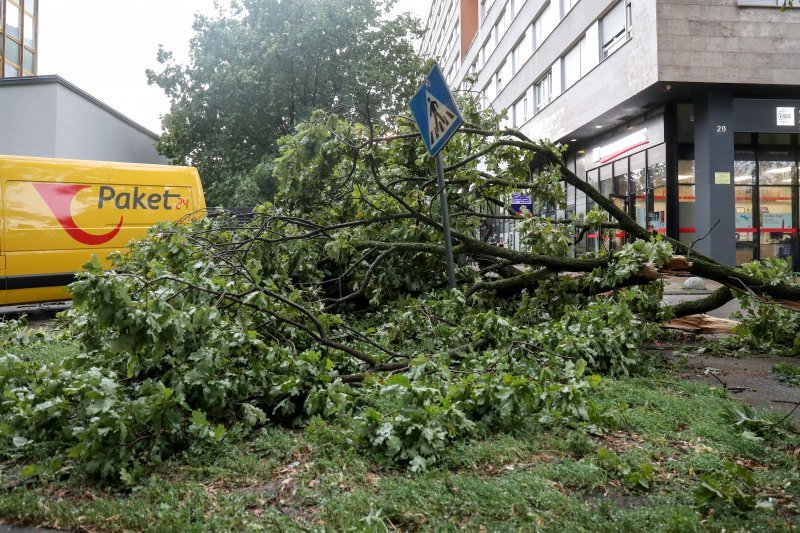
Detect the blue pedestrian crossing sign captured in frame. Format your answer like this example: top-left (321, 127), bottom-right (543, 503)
top-left (409, 64), bottom-right (463, 158)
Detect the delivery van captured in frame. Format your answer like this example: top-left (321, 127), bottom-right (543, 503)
top-left (0, 154), bottom-right (206, 306)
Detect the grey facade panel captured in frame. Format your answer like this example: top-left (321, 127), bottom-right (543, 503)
top-left (53, 83), bottom-right (166, 164)
top-left (0, 76), bottom-right (165, 165)
top-left (0, 83), bottom-right (58, 157)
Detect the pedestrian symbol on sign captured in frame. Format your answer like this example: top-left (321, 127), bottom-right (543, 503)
top-left (408, 63), bottom-right (463, 158)
top-left (427, 92), bottom-right (457, 148)
top-left (407, 63), bottom-right (463, 288)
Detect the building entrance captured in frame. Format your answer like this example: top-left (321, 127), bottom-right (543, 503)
top-left (733, 133), bottom-right (798, 268)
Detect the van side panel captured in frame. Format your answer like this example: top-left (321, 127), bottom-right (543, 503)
top-left (0, 156), bottom-right (205, 306)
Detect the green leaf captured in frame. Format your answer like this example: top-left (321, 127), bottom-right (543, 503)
top-left (191, 410), bottom-right (209, 427)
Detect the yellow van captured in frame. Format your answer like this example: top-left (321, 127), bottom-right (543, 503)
top-left (0, 154), bottom-right (206, 306)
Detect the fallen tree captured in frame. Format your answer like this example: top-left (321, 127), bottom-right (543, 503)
top-left (2, 98), bottom-right (798, 482)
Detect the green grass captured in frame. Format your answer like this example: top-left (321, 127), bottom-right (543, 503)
top-left (0, 343), bottom-right (798, 532)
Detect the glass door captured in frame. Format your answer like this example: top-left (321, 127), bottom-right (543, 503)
top-left (734, 142), bottom-right (757, 266)
top-left (757, 137), bottom-right (796, 263)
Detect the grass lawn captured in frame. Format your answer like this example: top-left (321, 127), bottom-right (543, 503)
top-left (0, 340), bottom-right (798, 532)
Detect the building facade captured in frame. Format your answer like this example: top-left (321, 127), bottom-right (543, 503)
top-left (1, 0), bottom-right (37, 77)
top-left (421, 0), bottom-right (800, 269)
top-left (0, 76), bottom-right (166, 164)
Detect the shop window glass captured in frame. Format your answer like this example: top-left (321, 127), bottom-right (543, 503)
top-left (575, 154), bottom-right (587, 242)
top-left (734, 145), bottom-right (756, 266)
top-left (735, 185), bottom-right (755, 265)
top-left (566, 184), bottom-right (576, 210)
top-left (759, 186), bottom-right (794, 261)
top-left (22, 12), bottom-right (32, 48)
top-left (599, 163), bottom-right (613, 195)
top-left (629, 151), bottom-right (647, 227)
top-left (677, 159), bottom-right (696, 246)
top-left (647, 144), bottom-right (666, 234)
top-left (611, 160), bottom-right (628, 249)
top-left (585, 168), bottom-right (599, 252)
top-left (734, 147), bottom-right (756, 185)
top-left (758, 142), bottom-right (796, 262)
top-left (5, 1), bottom-right (20, 40)
top-left (613, 159), bottom-right (628, 196)
top-left (758, 146), bottom-right (794, 185)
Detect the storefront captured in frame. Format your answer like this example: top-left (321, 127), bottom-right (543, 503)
top-left (562, 110), bottom-right (668, 254)
top-left (559, 98), bottom-right (800, 271)
top-left (484, 97), bottom-right (800, 271)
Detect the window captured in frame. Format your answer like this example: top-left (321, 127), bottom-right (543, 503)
top-left (5, 1), bottom-right (20, 40)
top-left (533, 2), bottom-right (558, 50)
top-left (562, 42), bottom-right (581, 90)
top-left (22, 47), bottom-right (33, 72)
top-left (4, 36), bottom-right (19, 64)
top-left (521, 25), bottom-right (533, 64)
top-left (495, 60), bottom-right (511, 94)
top-left (501, 56), bottom-right (512, 89)
top-left (513, 94), bottom-right (529, 126)
top-left (22, 12), bottom-right (33, 48)
top-left (561, 0), bottom-right (579, 15)
top-left (738, 0), bottom-right (796, 5)
top-left (485, 77), bottom-right (496, 102)
top-left (601, 1), bottom-right (631, 59)
top-left (511, 45), bottom-right (520, 75)
top-left (493, 9), bottom-right (508, 45)
top-left (534, 71), bottom-right (552, 112)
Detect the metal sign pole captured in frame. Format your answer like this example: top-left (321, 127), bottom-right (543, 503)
top-left (408, 64), bottom-right (463, 291)
top-left (435, 152), bottom-right (456, 290)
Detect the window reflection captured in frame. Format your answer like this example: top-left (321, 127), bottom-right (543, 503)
top-left (5, 1), bottom-right (20, 40)
top-left (758, 143), bottom-right (796, 262)
top-left (23, 12), bottom-right (33, 48)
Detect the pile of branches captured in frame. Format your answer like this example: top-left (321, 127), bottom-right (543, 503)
top-left (2, 101), bottom-right (799, 483)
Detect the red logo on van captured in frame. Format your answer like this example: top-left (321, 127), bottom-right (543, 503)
top-left (34, 183), bottom-right (123, 246)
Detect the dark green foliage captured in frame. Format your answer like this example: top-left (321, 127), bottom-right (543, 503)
top-left (693, 462), bottom-right (758, 515)
top-left (4, 87), bottom-right (796, 490)
top-left (728, 258), bottom-right (800, 356)
top-left (147, 0), bottom-right (423, 207)
top-left (772, 362), bottom-right (800, 386)
top-left (596, 447), bottom-right (655, 490)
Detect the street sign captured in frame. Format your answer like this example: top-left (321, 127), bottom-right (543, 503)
top-left (409, 64), bottom-right (463, 158)
top-left (511, 193), bottom-right (532, 214)
top-left (407, 64), bottom-right (462, 289)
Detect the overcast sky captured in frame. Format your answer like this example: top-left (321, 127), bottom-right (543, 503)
top-left (38, 1), bottom-right (430, 134)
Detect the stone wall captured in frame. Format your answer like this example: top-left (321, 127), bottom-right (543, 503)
top-left (657, 0), bottom-right (800, 85)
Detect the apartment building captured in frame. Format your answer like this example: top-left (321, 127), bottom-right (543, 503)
top-left (421, 0), bottom-right (800, 269)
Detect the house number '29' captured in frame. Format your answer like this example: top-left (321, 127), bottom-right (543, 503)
top-left (716, 125), bottom-right (727, 133)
